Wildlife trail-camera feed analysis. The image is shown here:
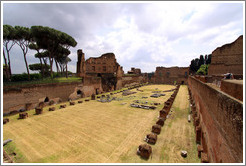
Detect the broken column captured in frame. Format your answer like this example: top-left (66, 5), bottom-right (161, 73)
top-left (137, 144), bottom-right (152, 159)
top-left (35, 107), bottom-right (43, 115)
top-left (91, 94), bottom-right (96, 100)
top-left (19, 112), bottom-right (28, 119)
top-left (156, 118), bottom-right (165, 126)
top-left (152, 124), bottom-right (162, 134)
top-left (146, 133), bottom-right (157, 144)
top-left (3, 118), bottom-right (9, 124)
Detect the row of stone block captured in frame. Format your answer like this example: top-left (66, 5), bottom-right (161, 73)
top-left (137, 85), bottom-right (180, 160)
top-left (14, 100), bottom-right (85, 121)
top-left (188, 87), bottom-right (209, 163)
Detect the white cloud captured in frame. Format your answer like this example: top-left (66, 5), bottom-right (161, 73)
top-left (3, 2), bottom-right (244, 74)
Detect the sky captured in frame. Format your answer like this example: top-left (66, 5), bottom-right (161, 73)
top-left (2, 1), bottom-right (244, 74)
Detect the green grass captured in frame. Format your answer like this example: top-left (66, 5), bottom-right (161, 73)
top-left (3, 77), bottom-right (82, 87)
top-left (4, 141), bottom-right (28, 163)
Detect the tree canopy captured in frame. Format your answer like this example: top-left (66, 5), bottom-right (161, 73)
top-left (3, 24), bottom-right (77, 81)
top-left (31, 26), bottom-right (77, 78)
top-left (189, 54), bottom-right (212, 74)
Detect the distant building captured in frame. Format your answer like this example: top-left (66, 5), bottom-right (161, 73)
top-left (85, 53), bottom-right (120, 75)
top-left (152, 66), bottom-right (189, 84)
top-left (77, 51), bottom-right (122, 76)
top-left (127, 67), bottom-right (141, 75)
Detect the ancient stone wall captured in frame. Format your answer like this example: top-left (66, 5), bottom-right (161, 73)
top-left (85, 53), bottom-right (120, 74)
top-left (127, 67), bottom-right (141, 75)
top-left (208, 35), bottom-right (243, 75)
top-left (220, 80), bottom-right (243, 101)
top-left (3, 82), bottom-right (81, 113)
top-left (122, 75), bottom-right (146, 87)
top-left (76, 49), bottom-right (86, 77)
top-left (188, 76), bottom-right (243, 163)
top-left (153, 66), bottom-right (189, 84)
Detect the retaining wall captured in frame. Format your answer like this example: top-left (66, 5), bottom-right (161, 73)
top-left (3, 82), bottom-right (81, 113)
top-left (188, 76), bottom-right (243, 163)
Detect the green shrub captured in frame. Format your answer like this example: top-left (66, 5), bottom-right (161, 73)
top-left (196, 64), bottom-right (209, 75)
top-left (11, 73), bottom-right (41, 82)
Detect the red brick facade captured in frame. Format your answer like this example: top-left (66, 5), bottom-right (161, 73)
top-left (85, 53), bottom-right (120, 74)
top-left (208, 35), bottom-right (243, 75)
top-left (153, 66), bottom-right (189, 84)
top-left (127, 67), bottom-right (141, 75)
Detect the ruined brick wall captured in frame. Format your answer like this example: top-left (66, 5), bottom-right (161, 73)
top-left (188, 76), bottom-right (243, 163)
top-left (220, 80), bottom-right (243, 101)
top-left (154, 66), bottom-right (189, 84)
top-left (3, 82), bottom-right (81, 113)
top-left (122, 75), bottom-right (146, 87)
top-left (127, 67), bottom-right (141, 75)
top-left (76, 49), bottom-right (86, 77)
top-left (69, 77), bottom-right (103, 100)
top-left (85, 53), bottom-right (119, 74)
top-left (208, 35), bottom-right (243, 75)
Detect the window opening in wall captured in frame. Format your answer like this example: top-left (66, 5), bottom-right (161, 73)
top-left (96, 88), bottom-right (99, 95)
top-left (92, 66), bottom-right (95, 71)
top-left (44, 97), bottom-right (49, 102)
top-left (77, 90), bottom-right (82, 95)
top-left (103, 66), bottom-right (106, 72)
top-left (166, 72), bottom-right (170, 78)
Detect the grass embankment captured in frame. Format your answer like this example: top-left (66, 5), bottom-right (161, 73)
top-left (3, 77), bottom-right (82, 87)
top-left (3, 85), bottom-right (199, 163)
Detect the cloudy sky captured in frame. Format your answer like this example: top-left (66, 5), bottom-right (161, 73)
top-left (2, 2), bottom-right (244, 74)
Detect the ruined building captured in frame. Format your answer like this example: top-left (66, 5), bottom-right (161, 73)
top-left (76, 50), bottom-right (124, 92)
top-left (188, 35), bottom-right (243, 163)
top-left (208, 35), bottom-right (243, 76)
top-left (152, 66), bottom-right (189, 84)
top-left (76, 49), bottom-right (86, 78)
top-left (85, 53), bottom-right (120, 75)
top-left (127, 67), bottom-right (141, 75)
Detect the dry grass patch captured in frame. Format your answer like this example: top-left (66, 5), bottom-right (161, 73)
top-left (3, 85), bottom-right (199, 163)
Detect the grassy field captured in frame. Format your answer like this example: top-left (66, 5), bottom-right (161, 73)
top-left (3, 85), bottom-right (200, 163)
top-left (3, 76), bottom-right (82, 87)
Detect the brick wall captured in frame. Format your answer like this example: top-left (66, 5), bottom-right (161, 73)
top-left (3, 82), bottom-right (81, 113)
top-left (188, 76), bottom-right (243, 163)
top-left (122, 75), bottom-right (146, 87)
top-left (220, 80), bottom-right (243, 101)
top-left (85, 53), bottom-right (119, 74)
top-left (154, 66), bottom-right (189, 84)
top-left (208, 35), bottom-right (243, 75)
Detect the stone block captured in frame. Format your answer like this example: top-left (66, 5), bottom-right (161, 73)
top-left (35, 107), bottom-right (43, 115)
top-left (152, 124), bottom-right (162, 134)
top-left (137, 144), bottom-right (152, 159)
top-left (49, 107), bottom-right (56, 111)
top-left (19, 112), bottom-right (28, 119)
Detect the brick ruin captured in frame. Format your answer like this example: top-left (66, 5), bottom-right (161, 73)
top-left (151, 66), bottom-right (189, 84)
top-left (3, 35), bottom-right (243, 163)
top-left (76, 49), bottom-right (124, 92)
top-left (208, 35), bottom-right (243, 76)
top-left (76, 49), bottom-right (148, 93)
top-left (127, 67), bottom-right (141, 75)
top-left (186, 35), bottom-right (243, 163)
top-left (188, 76), bottom-right (243, 163)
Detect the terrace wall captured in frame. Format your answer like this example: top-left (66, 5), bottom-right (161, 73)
top-left (153, 66), bottom-right (189, 84)
top-left (3, 82), bottom-right (81, 113)
top-left (188, 76), bottom-right (243, 163)
top-left (122, 75), bottom-right (146, 87)
top-left (208, 35), bottom-right (243, 75)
